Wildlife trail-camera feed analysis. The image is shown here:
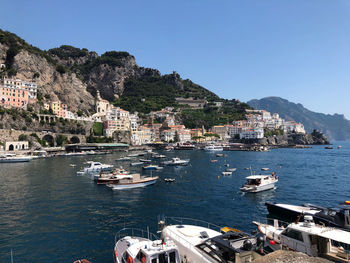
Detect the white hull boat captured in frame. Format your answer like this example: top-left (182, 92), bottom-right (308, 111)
top-left (240, 173), bottom-right (278, 193)
top-left (163, 157), bottom-right (189, 166)
top-left (107, 173), bottom-right (158, 190)
top-left (204, 145), bottom-right (223, 151)
top-left (0, 155), bottom-right (32, 163)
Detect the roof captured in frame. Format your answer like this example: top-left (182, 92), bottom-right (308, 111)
top-left (290, 222), bottom-right (350, 244)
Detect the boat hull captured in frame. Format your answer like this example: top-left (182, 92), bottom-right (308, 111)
top-left (0, 157), bottom-right (31, 163)
top-left (240, 183), bottom-right (276, 193)
top-left (109, 178), bottom-right (157, 190)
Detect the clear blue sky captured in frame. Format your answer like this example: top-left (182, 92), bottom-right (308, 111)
top-left (1, 0), bottom-right (350, 118)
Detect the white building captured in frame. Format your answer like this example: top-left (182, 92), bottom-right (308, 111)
top-left (5, 141), bottom-right (29, 151)
top-left (240, 128), bottom-right (264, 140)
top-left (177, 129), bottom-right (192, 143)
top-left (160, 129), bottom-right (176, 142)
top-left (284, 121), bottom-right (306, 134)
top-left (130, 113), bottom-right (139, 132)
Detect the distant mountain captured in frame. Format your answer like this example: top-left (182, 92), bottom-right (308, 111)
top-left (247, 97), bottom-right (350, 141)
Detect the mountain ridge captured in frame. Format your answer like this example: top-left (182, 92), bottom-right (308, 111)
top-left (247, 96), bottom-right (350, 141)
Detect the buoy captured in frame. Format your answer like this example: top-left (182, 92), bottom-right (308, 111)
top-left (269, 240), bottom-right (276, 245)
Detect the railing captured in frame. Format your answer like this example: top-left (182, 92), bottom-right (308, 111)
top-left (158, 216), bottom-right (223, 233)
top-left (114, 227), bottom-right (159, 244)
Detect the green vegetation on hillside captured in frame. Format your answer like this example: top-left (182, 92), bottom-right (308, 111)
top-left (115, 73), bottom-right (220, 114)
top-left (48, 45), bottom-right (89, 59)
top-left (181, 101), bottom-right (250, 129)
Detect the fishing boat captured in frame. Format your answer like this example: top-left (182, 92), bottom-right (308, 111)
top-left (253, 215), bottom-right (350, 263)
top-left (82, 161), bottom-right (113, 174)
top-left (265, 201), bottom-right (350, 231)
top-left (113, 228), bottom-right (181, 263)
top-left (162, 157), bottom-right (189, 166)
top-left (204, 144), bottom-right (224, 151)
top-left (142, 164), bottom-right (163, 170)
top-left (107, 173), bottom-right (158, 190)
top-left (158, 216), bottom-right (266, 263)
top-left (240, 172), bottom-right (278, 193)
top-left (0, 154), bottom-right (32, 163)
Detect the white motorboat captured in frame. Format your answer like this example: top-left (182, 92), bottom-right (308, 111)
top-left (64, 152), bottom-right (87, 156)
top-left (139, 158), bottom-right (152, 163)
top-left (204, 144), bottom-right (224, 151)
top-left (159, 217), bottom-right (265, 263)
top-left (107, 173), bottom-right (158, 190)
top-left (164, 178), bottom-right (175, 182)
top-left (0, 154), bottom-right (32, 163)
top-left (222, 171), bottom-right (232, 176)
top-left (240, 172), bottom-right (278, 193)
top-left (162, 157), bottom-right (189, 166)
top-left (261, 167), bottom-right (269, 171)
top-left (142, 164), bottom-right (163, 170)
top-left (226, 168), bottom-right (237, 172)
top-left (113, 228), bottom-right (181, 263)
top-left (253, 215), bottom-right (350, 263)
top-left (82, 161), bottom-right (113, 174)
top-left (130, 162), bottom-right (144, 166)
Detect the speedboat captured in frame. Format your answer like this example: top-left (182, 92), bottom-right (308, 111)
top-left (265, 201), bottom-right (350, 231)
top-left (159, 216), bottom-right (266, 263)
top-left (107, 173), bottom-right (158, 190)
top-left (240, 173), bottom-right (278, 193)
top-left (253, 215), bottom-right (350, 263)
top-left (162, 157), bottom-right (189, 166)
top-left (113, 228), bottom-right (181, 263)
top-left (0, 154), bottom-right (32, 163)
top-left (204, 144), bottom-right (224, 151)
top-left (82, 161), bottom-right (113, 174)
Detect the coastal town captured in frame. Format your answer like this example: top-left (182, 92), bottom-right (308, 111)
top-left (0, 77), bottom-right (309, 152)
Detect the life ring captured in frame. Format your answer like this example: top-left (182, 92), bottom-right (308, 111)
top-left (127, 256), bottom-right (133, 263)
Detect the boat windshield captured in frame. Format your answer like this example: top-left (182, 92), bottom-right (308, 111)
top-left (196, 232), bottom-right (257, 263)
top-left (247, 179), bottom-right (261, 185)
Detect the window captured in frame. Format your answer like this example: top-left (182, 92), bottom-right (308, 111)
top-left (282, 229), bottom-right (303, 242)
top-left (158, 253), bottom-right (167, 263)
top-left (169, 252), bottom-right (176, 263)
top-left (151, 259), bottom-right (157, 263)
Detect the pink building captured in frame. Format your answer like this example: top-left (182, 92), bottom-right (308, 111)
top-left (0, 86), bottom-right (29, 108)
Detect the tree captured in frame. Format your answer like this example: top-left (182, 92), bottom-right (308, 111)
top-left (18, 134), bottom-right (28, 141)
top-left (56, 135), bottom-right (68, 146)
top-left (33, 72), bottom-right (40, 78)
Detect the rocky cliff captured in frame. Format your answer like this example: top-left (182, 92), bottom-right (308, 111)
top-left (0, 29), bottom-right (217, 115)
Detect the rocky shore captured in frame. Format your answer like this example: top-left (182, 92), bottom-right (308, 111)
top-left (252, 250), bottom-right (332, 263)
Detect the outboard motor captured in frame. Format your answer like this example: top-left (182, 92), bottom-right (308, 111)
top-left (256, 236), bottom-right (264, 248)
top-left (242, 239), bottom-right (253, 251)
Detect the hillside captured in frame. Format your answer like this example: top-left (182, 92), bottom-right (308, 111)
top-left (0, 29), bottom-right (222, 115)
top-left (248, 97), bottom-right (350, 141)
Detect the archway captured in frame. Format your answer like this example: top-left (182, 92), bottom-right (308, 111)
top-left (42, 134), bottom-right (55, 147)
top-left (70, 136), bottom-right (80, 144)
top-left (22, 144), bottom-right (25, 149)
top-left (9, 144), bottom-right (14, 151)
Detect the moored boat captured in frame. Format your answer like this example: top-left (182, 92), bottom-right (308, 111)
top-left (82, 161), bottom-right (113, 174)
top-left (253, 215), bottom-right (350, 263)
top-left (113, 228), bottom-right (181, 263)
top-left (162, 157), bottom-right (189, 166)
top-left (240, 172), bottom-right (278, 193)
top-left (159, 216), bottom-right (266, 263)
top-left (0, 154), bottom-right (32, 163)
top-left (204, 144), bottom-right (224, 151)
top-left (107, 173), bottom-right (158, 190)
top-left (142, 164), bottom-right (163, 170)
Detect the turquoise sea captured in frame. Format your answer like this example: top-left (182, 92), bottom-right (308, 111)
top-left (0, 142), bottom-right (349, 262)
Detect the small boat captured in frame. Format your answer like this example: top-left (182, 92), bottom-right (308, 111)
top-left (164, 178), bottom-right (175, 182)
top-left (69, 164), bottom-right (76, 167)
top-left (338, 145), bottom-right (342, 149)
top-left (325, 146), bottom-right (333, 149)
top-left (82, 161), bottom-right (113, 174)
top-left (107, 173), bottom-right (158, 190)
top-left (222, 171), bottom-right (232, 176)
top-left (240, 172), bottom-right (278, 193)
top-left (261, 167), bottom-right (269, 171)
top-left (95, 167), bottom-right (130, 182)
top-left (216, 153), bottom-right (224, 157)
top-left (226, 168), bottom-right (237, 172)
top-left (210, 159), bottom-right (218, 163)
top-left (0, 154), bottom-right (32, 163)
top-left (162, 157), bottom-right (189, 166)
top-left (174, 143), bottom-right (196, 150)
top-left (64, 152), bottom-right (86, 156)
top-left (139, 158), bottom-right (152, 163)
top-left (116, 157), bottom-right (131, 161)
top-left (224, 164), bottom-right (230, 167)
top-left (153, 154), bottom-right (166, 159)
top-left (142, 164), bottom-right (162, 170)
top-left (204, 144), bottom-right (224, 151)
top-left (130, 162), bottom-right (143, 166)
top-left (113, 228), bottom-right (181, 263)
top-left (253, 215), bottom-right (350, 262)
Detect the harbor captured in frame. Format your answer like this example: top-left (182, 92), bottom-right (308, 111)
top-left (0, 142), bottom-right (349, 262)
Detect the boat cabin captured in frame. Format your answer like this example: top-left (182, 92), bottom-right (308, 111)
top-left (277, 216), bottom-right (350, 262)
